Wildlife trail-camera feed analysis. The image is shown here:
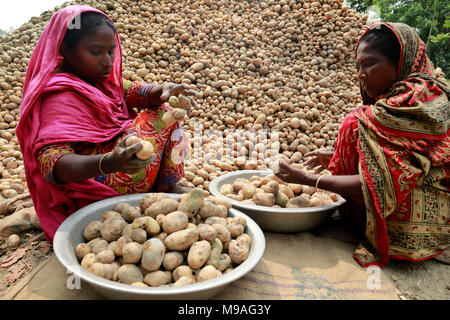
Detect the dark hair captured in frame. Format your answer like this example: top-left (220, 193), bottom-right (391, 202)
top-left (359, 25), bottom-right (401, 69)
top-left (62, 11), bottom-right (116, 50)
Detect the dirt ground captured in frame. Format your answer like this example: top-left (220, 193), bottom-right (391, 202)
top-left (0, 228), bottom-right (448, 300)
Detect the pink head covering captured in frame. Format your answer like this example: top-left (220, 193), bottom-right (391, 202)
top-left (16, 5), bottom-right (135, 242)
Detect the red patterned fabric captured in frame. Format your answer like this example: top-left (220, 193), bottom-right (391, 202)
top-left (329, 22), bottom-right (449, 267)
top-left (37, 80), bottom-right (189, 195)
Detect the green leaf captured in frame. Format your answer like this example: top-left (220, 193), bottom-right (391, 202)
top-left (131, 169), bottom-right (146, 184)
top-left (153, 109), bottom-right (166, 133)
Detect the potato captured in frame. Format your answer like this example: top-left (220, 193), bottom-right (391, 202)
top-left (330, 193), bottom-right (339, 202)
top-left (241, 184), bottom-right (257, 199)
top-left (144, 270), bottom-right (171, 287)
top-left (96, 249), bottom-right (115, 264)
top-left (121, 224), bottom-right (133, 238)
top-left (223, 267), bottom-right (234, 274)
top-left (198, 200), bottom-right (227, 219)
top-left (303, 185), bottom-right (316, 195)
top-left (162, 108), bottom-right (186, 127)
top-left (309, 196), bottom-right (323, 207)
top-left (154, 231), bottom-right (168, 243)
top-left (173, 275), bottom-right (196, 286)
top-left (216, 253), bottom-right (232, 272)
top-left (168, 96), bottom-right (179, 108)
top-left (172, 265), bottom-right (193, 282)
top-left (117, 264), bottom-right (144, 284)
top-left (177, 94), bottom-right (192, 110)
top-left (164, 227), bottom-right (199, 251)
top-left (141, 238), bottom-right (165, 272)
top-left (227, 193), bottom-right (244, 201)
top-left (140, 193), bottom-right (169, 211)
top-left (279, 184), bottom-right (295, 199)
top-left (261, 180), bottom-right (279, 194)
top-left (230, 216), bottom-right (247, 228)
top-left (314, 192), bottom-right (334, 205)
top-left (207, 196), bottom-right (232, 210)
top-left (90, 239), bottom-right (109, 254)
top-left (81, 253), bottom-right (96, 269)
top-left (113, 235), bottom-right (132, 257)
top-left (162, 211), bottom-right (189, 234)
top-left (144, 216), bottom-right (161, 236)
top-left (227, 223), bottom-right (244, 238)
top-left (130, 228), bottom-right (147, 244)
top-left (237, 233), bottom-right (252, 248)
top-left (89, 262), bottom-right (106, 278)
top-left (101, 210), bottom-right (121, 221)
top-left (288, 183), bottom-right (303, 194)
top-left (104, 262), bottom-right (120, 280)
top-left (252, 192), bottom-right (275, 207)
top-left (197, 223), bottom-right (217, 242)
top-left (136, 140), bottom-right (154, 160)
top-left (197, 265), bottom-right (222, 282)
top-left (286, 195), bottom-right (311, 208)
top-left (122, 242), bottom-right (143, 264)
top-left (204, 216), bottom-right (227, 226)
top-left (177, 188), bottom-right (205, 218)
top-left (275, 192), bottom-right (289, 207)
top-left (162, 251), bottom-right (184, 271)
top-left (219, 184), bottom-right (233, 195)
top-left (232, 178), bottom-right (249, 193)
top-left (187, 240), bottom-right (212, 269)
top-left (260, 176), bottom-right (272, 185)
top-left (83, 221), bottom-right (103, 241)
top-left (126, 135), bottom-right (154, 160)
top-left (131, 282), bottom-right (148, 287)
top-left (131, 216), bottom-right (147, 229)
top-left (206, 238), bottom-right (223, 268)
top-left (228, 234), bottom-right (251, 265)
top-left (75, 243), bottom-right (91, 260)
top-left (211, 223), bottom-right (231, 244)
top-left (146, 198), bottom-right (179, 218)
top-left (100, 216), bottom-right (127, 242)
top-left (115, 202), bottom-right (141, 222)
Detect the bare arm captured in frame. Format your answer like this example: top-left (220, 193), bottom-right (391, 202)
top-left (275, 160), bottom-right (362, 199)
top-left (53, 137), bottom-right (156, 184)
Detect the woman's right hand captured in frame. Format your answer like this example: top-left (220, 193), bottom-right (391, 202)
top-left (105, 136), bottom-right (156, 174)
top-left (303, 150), bottom-right (334, 173)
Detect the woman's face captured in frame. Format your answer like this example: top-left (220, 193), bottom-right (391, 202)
top-left (61, 24), bottom-right (116, 85)
top-left (356, 41), bottom-right (398, 99)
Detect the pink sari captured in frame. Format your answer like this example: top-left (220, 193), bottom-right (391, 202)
top-left (16, 6), bottom-right (135, 242)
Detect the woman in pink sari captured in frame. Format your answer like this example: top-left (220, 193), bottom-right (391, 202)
top-left (16, 6), bottom-right (198, 243)
top-left (276, 23), bottom-right (449, 267)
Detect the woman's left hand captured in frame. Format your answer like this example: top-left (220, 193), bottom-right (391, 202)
top-left (275, 160), bottom-right (310, 185)
top-left (160, 83), bottom-right (202, 115)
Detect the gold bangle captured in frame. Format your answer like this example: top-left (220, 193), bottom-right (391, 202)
top-left (315, 175), bottom-right (325, 191)
top-left (99, 152), bottom-right (110, 176)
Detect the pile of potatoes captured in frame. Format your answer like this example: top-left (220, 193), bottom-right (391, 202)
top-left (0, 0), bottom-right (371, 200)
top-left (1, 0), bottom-right (448, 203)
top-left (219, 173), bottom-right (339, 208)
top-left (75, 189), bottom-right (252, 287)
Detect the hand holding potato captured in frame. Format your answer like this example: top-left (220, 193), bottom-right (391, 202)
top-left (105, 134), bottom-right (156, 174)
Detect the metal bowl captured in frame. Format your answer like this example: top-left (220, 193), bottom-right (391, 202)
top-left (209, 170), bottom-right (346, 233)
top-left (53, 193), bottom-right (265, 300)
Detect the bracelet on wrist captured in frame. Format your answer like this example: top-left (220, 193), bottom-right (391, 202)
top-left (315, 175), bottom-right (325, 191)
top-left (99, 152), bottom-right (111, 176)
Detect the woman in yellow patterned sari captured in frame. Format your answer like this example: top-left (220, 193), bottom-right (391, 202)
top-left (277, 23), bottom-right (449, 267)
